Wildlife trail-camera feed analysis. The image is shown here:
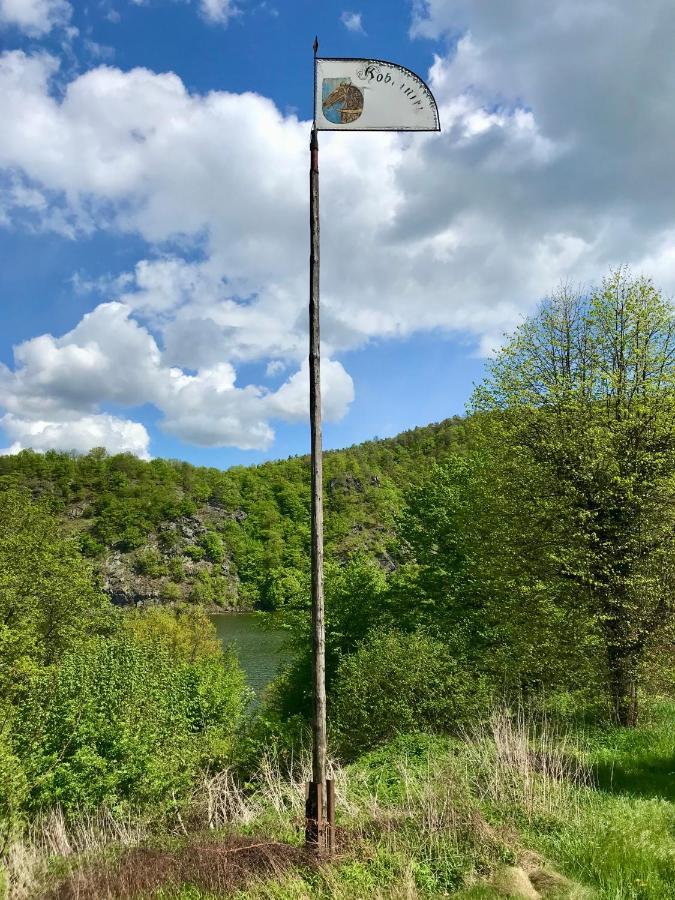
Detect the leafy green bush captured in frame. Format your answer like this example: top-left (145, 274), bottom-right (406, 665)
top-left (11, 630), bottom-right (249, 816)
top-left (200, 531), bottom-right (224, 564)
top-left (0, 719), bottom-right (27, 843)
top-left (184, 545), bottom-right (205, 562)
top-left (331, 629), bottom-right (490, 758)
top-left (161, 581), bottom-right (183, 603)
top-left (157, 528), bottom-right (180, 551)
top-left (0, 490), bottom-right (108, 702)
top-left (79, 533), bottom-right (105, 558)
top-left (134, 547), bottom-right (166, 577)
top-left (168, 557), bottom-right (185, 582)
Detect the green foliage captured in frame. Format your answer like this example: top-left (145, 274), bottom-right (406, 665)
top-left (10, 629), bottom-right (249, 815)
top-left (0, 721), bottom-right (28, 842)
top-left (168, 557), bottom-right (185, 583)
top-left (78, 533), bottom-right (105, 558)
top-left (331, 629), bottom-right (490, 757)
top-left (188, 570), bottom-right (232, 606)
top-left (0, 490), bottom-right (108, 703)
top-left (398, 454), bottom-right (606, 705)
top-left (0, 418), bottom-right (471, 610)
top-left (184, 544), bottom-right (205, 562)
top-left (200, 532), bottom-right (224, 564)
top-left (123, 605), bottom-right (224, 663)
top-left (471, 271), bottom-right (675, 724)
top-left (134, 547), bottom-right (166, 577)
top-left (161, 581), bottom-right (183, 603)
top-left (266, 557), bottom-right (389, 720)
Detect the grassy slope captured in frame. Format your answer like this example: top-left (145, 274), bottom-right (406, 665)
top-left (40, 701), bottom-right (675, 900)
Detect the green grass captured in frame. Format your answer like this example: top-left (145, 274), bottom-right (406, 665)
top-left (24, 701), bottom-right (675, 899)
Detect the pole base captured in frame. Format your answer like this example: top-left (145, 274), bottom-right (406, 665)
top-left (305, 780), bottom-right (336, 851)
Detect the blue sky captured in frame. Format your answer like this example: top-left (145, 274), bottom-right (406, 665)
top-left (1, 0), bottom-right (673, 466)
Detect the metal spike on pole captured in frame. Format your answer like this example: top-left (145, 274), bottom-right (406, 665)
top-left (305, 34), bottom-right (330, 851)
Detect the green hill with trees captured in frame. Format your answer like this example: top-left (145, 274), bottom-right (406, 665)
top-left (0, 415), bottom-right (473, 609)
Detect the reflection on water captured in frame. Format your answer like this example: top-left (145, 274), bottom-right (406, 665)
top-left (211, 612), bottom-right (289, 698)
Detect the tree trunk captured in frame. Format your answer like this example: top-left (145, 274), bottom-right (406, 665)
top-left (607, 646), bottom-right (639, 727)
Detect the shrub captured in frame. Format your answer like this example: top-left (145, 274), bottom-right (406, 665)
top-left (0, 490), bottom-right (108, 702)
top-left (201, 532), bottom-right (225, 564)
top-left (11, 631), bottom-right (249, 816)
top-left (168, 557), bottom-right (185, 582)
top-left (0, 720), bottom-right (27, 844)
top-left (331, 629), bottom-right (490, 758)
top-left (157, 528), bottom-right (180, 551)
top-left (161, 581), bottom-right (182, 603)
top-left (134, 548), bottom-right (166, 577)
top-left (79, 533), bottom-right (105, 558)
top-left (184, 545), bottom-right (205, 562)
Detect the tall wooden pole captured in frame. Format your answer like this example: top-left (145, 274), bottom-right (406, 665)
top-left (306, 36), bottom-right (328, 848)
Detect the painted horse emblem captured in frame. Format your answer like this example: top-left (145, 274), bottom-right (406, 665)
top-left (322, 78), bottom-right (364, 125)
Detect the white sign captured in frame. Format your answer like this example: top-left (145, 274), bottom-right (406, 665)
top-left (315, 58), bottom-right (440, 132)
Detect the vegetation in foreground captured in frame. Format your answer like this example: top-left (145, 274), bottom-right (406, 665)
top-left (7, 701), bottom-right (675, 899)
top-left (0, 269), bottom-right (673, 896)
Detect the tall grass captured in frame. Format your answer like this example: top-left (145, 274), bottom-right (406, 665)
top-left (4, 703), bottom-right (674, 898)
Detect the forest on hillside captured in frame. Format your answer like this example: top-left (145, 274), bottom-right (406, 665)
top-left (0, 416), bottom-right (473, 608)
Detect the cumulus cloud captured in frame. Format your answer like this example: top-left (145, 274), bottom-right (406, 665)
top-left (0, 303), bottom-right (354, 453)
top-left (3, 0), bottom-right (675, 453)
top-left (340, 11), bottom-right (364, 33)
top-left (0, 0), bottom-right (70, 35)
top-left (0, 414), bottom-right (151, 458)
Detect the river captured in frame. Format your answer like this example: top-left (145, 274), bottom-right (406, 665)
top-left (211, 612), bottom-right (289, 697)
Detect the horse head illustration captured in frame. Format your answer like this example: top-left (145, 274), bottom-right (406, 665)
top-left (322, 82), bottom-right (364, 124)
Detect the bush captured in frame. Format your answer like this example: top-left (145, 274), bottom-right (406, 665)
top-left (0, 490), bottom-right (109, 702)
top-left (158, 528), bottom-right (180, 551)
top-left (201, 532), bottom-right (225, 564)
top-left (11, 630), bottom-right (249, 816)
top-left (134, 547), bottom-right (166, 577)
top-left (168, 557), bottom-right (185, 582)
top-left (331, 629), bottom-right (490, 758)
top-left (79, 533), bottom-right (105, 558)
top-left (184, 545), bottom-right (205, 562)
top-left (161, 581), bottom-right (182, 603)
top-left (0, 720), bottom-right (27, 843)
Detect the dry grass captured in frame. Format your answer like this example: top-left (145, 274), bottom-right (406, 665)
top-left (462, 709), bottom-right (593, 822)
top-left (46, 834), bottom-right (315, 900)
top-left (5, 808), bottom-right (149, 900)
top-left (2, 709), bottom-right (598, 899)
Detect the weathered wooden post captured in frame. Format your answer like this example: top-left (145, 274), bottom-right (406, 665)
top-left (305, 35), bottom-right (328, 851)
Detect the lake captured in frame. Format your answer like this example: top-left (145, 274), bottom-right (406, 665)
top-left (211, 612), bottom-right (289, 697)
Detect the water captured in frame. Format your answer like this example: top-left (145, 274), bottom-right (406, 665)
top-left (211, 612), bottom-right (289, 697)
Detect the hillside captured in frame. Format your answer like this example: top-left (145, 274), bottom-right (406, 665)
top-left (0, 416), bottom-right (473, 608)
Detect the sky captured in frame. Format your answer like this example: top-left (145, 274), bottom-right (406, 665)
top-left (1, 0), bottom-right (674, 467)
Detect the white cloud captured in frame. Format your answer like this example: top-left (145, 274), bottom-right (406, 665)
top-left (199, 0), bottom-right (238, 25)
top-left (0, 413), bottom-right (151, 458)
top-left (3, 0), bottom-right (675, 453)
top-left (340, 10), bottom-right (364, 33)
top-left (0, 0), bottom-right (70, 35)
top-left (265, 359), bottom-right (286, 377)
top-left (129, 0), bottom-right (238, 26)
top-left (0, 302), bottom-right (354, 452)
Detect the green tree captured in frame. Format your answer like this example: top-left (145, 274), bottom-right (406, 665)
top-left (0, 490), bottom-right (108, 702)
top-left (472, 271), bottom-right (675, 725)
top-left (399, 455), bottom-right (604, 706)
